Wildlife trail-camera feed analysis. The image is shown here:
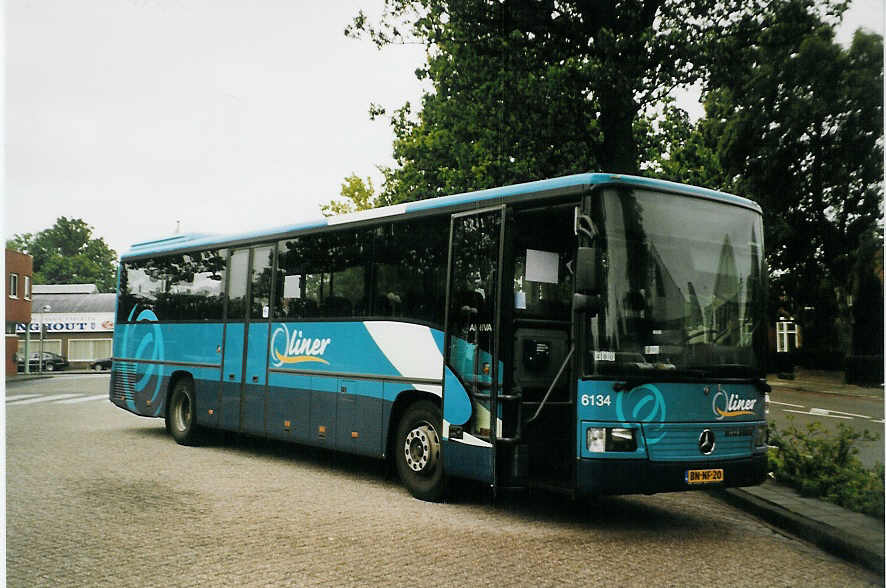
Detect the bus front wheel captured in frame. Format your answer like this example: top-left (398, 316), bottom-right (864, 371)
top-left (395, 400), bottom-right (444, 501)
top-left (166, 378), bottom-right (200, 446)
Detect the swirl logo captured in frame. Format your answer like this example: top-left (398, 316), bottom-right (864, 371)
top-left (121, 308), bottom-right (165, 413)
top-left (615, 384), bottom-right (668, 445)
top-left (270, 324), bottom-right (331, 367)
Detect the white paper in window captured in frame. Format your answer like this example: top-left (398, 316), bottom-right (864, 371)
top-left (525, 249), bottom-right (559, 284)
top-left (514, 291), bottom-right (527, 310)
top-left (283, 275), bottom-right (302, 299)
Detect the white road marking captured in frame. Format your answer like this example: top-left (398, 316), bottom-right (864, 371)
top-left (56, 394), bottom-right (108, 404)
top-left (818, 408), bottom-right (873, 419)
top-left (783, 409), bottom-right (853, 420)
top-left (5, 394), bottom-right (41, 402)
top-left (769, 400), bottom-right (805, 408)
top-left (52, 374), bottom-right (109, 380)
top-left (7, 394), bottom-right (83, 405)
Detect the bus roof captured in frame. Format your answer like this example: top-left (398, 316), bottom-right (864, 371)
top-left (121, 173), bottom-right (761, 260)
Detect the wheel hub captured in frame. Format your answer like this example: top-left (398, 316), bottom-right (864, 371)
top-left (404, 424), bottom-right (439, 473)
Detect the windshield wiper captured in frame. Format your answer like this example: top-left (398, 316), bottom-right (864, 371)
top-left (684, 365), bottom-right (771, 392)
top-left (612, 369), bottom-right (706, 392)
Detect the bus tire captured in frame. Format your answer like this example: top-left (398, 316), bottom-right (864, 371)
top-left (395, 400), bottom-right (444, 502)
top-left (166, 378), bottom-right (200, 446)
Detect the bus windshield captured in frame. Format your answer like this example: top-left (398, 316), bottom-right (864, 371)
top-left (588, 187), bottom-right (767, 379)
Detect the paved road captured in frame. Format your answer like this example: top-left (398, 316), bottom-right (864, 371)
top-left (768, 385), bottom-right (884, 468)
top-left (6, 376), bottom-right (881, 586)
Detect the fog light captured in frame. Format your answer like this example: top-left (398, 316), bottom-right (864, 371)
top-left (607, 428), bottom-right (637, 452)
top-left (587, 428), bottom-right (605, 453)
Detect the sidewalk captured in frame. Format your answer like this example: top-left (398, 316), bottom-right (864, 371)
top-left (719, 368), bottom-right (885, 575)
top-left (767, 367), bottom-right (884, 400)
top-left (718, 480), bottom-right (884, 574)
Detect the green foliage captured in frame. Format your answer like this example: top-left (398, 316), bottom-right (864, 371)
top-left (321, 174), bottom-right (381, 216)
top-left (768, 419), bottom-right (884, 518)
top-left (349, 0), bottom-right (840, 203)
top-left (5, 217), bottom-right (117, 292)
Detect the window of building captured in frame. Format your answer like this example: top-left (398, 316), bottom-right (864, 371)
top-left (28, 339), bottom-right (63, 356)
top-left (24, 276), bottom-right (31, 300)
top-left (9, 273), bottom-right (18, 299)
top-left (68, 339), bottom-right (113, 362)
top-left (776, 321), bottom-right (801, 352)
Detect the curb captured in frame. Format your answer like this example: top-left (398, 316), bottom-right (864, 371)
top-left (767, 381), bottom-right (884, 400)
top-left (716, 487), bottom-right (885, 576)
top-left (6, 374), bottom-right (54, 383)
top-left (6, 370), bottom-right (99, 384)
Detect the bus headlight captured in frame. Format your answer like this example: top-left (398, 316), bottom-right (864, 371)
top-left (587, 427), bottom-right (637, 453)
top-left (587, 428), bottom-right (606, 453)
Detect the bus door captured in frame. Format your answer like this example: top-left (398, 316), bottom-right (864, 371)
top-left (221, 245), bottom-right (274, 434)
top-left (443, 206), bottom-right (507, 487)
top-left (509, 204), bottom-right (579, 488)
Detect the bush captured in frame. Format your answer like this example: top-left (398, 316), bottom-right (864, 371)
top-left (768, 419), bottom-right (884, 518)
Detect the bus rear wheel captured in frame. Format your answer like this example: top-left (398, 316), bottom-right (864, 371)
top-left (395, 400), bottom-right (444, 501)
top-left (166, 378), bottom-right (200, 445)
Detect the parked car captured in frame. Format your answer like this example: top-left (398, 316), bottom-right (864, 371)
top-left (17, 351), bottom-right (69, 372)
top-left (89, 357), bottom-right (113, 371)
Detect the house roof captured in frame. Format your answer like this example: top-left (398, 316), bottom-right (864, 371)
top-left (30, 293), bottom-right (116, 314)
top-left (32, 284), bottom-right (99, 295)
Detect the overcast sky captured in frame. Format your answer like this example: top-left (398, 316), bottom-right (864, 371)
top-left (4, 0), bottom-right (884, 257)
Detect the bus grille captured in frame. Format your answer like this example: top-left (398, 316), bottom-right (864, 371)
top-left (111, 362), bottom-right (138, 403)
top-left (644, 423), bottom-right (754, 461)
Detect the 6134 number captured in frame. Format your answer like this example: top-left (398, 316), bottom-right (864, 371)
top-left (581, 394), bottom-right (612, 407)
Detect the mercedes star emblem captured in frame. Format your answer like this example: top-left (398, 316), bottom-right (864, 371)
top-left (698, 429), bottom-right (716, 455)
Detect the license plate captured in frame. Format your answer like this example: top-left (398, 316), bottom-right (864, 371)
top-left (686, 469), bottom-right (724, 485)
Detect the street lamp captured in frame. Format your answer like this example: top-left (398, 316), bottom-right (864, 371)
top-left (39, 304), bottom-right (51, 373)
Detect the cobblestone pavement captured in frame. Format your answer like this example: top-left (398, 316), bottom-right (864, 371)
top-left (6, 376), bottom-right (882, 586)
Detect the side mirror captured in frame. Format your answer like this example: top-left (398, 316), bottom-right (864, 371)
top-left (575, 247), bottom-right (598, 294)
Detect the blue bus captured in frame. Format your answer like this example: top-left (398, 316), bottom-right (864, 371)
top-left (110, 173), bottom-right (769, 501)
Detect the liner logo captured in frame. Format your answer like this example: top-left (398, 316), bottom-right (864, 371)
top-left (271, 325), bottom-right (332, 367)
top-left (712, 386), bottom-right (757, 420)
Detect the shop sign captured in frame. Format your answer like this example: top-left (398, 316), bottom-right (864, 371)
top-left (16, 312), bottom-right (115, 333)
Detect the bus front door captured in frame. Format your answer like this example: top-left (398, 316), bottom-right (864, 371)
top-left (221, 245), bottom-right (274, 435)
top-left (443, 206), bottom-right (506, 487)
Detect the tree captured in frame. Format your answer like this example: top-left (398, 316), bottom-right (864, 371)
top-left (6, 217), bottom-right (117, 292)
top-left (347, 0), bottom-right (846, 204)
top-left (321, 174), bottom-right (381, 217)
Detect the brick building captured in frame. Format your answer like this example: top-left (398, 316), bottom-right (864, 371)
top-left (6, 249), bottom-right (33, 374)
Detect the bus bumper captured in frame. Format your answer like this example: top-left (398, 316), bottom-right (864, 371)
top-left (576, 454), bottom-right (768, 496)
